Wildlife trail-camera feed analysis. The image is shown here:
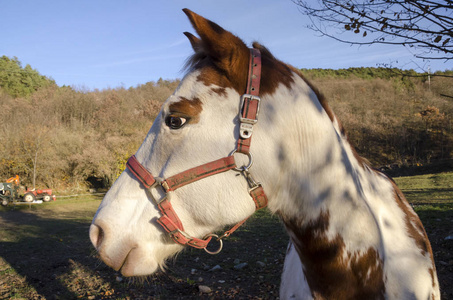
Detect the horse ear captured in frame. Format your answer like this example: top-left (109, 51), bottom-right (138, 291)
top-left (184, 32), bottom-right (203, 53)
top-left (182, 9), bottom-right (249, 89)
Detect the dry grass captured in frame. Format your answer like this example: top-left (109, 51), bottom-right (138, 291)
top-left (310, 75), bottom-right (453, 165)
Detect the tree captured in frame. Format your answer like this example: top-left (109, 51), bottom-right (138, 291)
top-left (21, 124), bottom-right (51, 190)
top-left (294, 0), bottom-right (453, 62)
top-left (0, 56), bottom-right (55, 98)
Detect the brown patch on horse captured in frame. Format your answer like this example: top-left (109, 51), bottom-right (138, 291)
top-left (211, 87), bottom-right (227, 97)
top-left (196, 65), bottom-right (236, 93)
top-left (191, 42), bottom-right (297, 97)
top-left (169, 97), bottom-right (203, 123)
top-left (390, 180), bottom-right (437, 286)
top-left (281, 210), bottom-right (385, 299)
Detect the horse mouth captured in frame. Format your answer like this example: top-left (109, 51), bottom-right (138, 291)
top-left (115, 248), bottom-right (135, 275)
top-left (95, 246), bottom-right (157, 277)
top-left (110, 246), bottom-right (159, 277)
top-left (90, 223), bottom-right (159, 277)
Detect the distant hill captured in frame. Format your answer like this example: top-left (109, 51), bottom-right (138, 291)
top-left (300, 67), bottom-right (453, 80)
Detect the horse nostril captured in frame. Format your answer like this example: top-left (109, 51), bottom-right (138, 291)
top-left (89, 224), bottom-right (104, 249)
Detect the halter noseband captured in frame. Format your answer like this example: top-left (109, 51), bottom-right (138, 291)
top-left (126, 48), bottom-right (267, 254)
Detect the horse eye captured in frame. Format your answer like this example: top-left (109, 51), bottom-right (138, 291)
top-left (165, 116), bottom-right (187, 129)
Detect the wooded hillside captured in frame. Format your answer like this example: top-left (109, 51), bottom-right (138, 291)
top-left (307, 69), bottom-right (453, 168)
top-left (1, 57), bottom-right (451, 192)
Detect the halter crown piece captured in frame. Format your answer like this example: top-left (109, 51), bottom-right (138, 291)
top-left (126, 48), bottom-right (267, 254)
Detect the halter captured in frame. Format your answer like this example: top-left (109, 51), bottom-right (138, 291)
top-left (126, 48), bottom-right (267, 254)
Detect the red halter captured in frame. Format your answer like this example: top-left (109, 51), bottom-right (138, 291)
top-left (126, 48), bottom-right (267, 254)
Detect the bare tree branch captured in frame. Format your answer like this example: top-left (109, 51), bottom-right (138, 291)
top-left (294, 0), bottom-right (453, 62)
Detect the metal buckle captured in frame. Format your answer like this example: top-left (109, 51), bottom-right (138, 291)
top-left (239, 94), bottom-right (261, 124)
top-left (149, 178), bottom-right (168, 204)
top-left (239, 94), bottom-right (261, 139)
top-left (243, 169), bottom-right (261, 191)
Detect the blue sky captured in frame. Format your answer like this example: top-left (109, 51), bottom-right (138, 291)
top-left (2, 0), bottom-right (450, 90)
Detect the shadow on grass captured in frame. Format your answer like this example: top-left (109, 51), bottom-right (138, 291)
top-left (0, 205), bottom-right (290, 299)
top-left (404, 187), bottom-right (453, 198)
top-left (0, 206), bottom-right (98, 299)
top-left (413, 203), bottom-right (453, 226)
top-left (1, 199), bottom-right (449, 298)
top-left (412, 203), bottom-right (453, 299)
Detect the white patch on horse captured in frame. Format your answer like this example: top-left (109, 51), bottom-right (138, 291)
top-left (280, 242), bottom-right (313, 300)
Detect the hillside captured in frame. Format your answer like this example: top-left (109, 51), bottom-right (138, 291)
top-left (0, 58), bottom-right (451, 191)
top-left (306, 68), bottom-right (453, 167)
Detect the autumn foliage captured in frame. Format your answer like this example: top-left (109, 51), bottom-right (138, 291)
top-left (1, 74), bottom-right (178, 191)
top-left (0, 58), bottom-right (451, 192)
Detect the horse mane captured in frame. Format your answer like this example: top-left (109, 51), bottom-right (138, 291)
top-left (182, 50), bottom-right (208, 73)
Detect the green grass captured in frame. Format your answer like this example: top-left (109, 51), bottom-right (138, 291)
top-left (394, 172), bottom-right (453, 204)
top-left (394, 172), bottom-right (453, 228)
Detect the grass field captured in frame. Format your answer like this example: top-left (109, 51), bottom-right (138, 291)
top-left (0, 172), bottom-right (452, 299)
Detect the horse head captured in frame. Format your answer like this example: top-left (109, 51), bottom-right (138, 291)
top-left (90, 9), bottom-right (302, 276)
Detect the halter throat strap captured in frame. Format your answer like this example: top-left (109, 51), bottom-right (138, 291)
top-left (126, 48), bottom-right (267, 253)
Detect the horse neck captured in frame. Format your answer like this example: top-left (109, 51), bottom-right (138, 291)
top-left (261, 73), bottom-right (388, 251)
top-left (259, 74), bottom-right (392, 297)
top-left (263, 76), bottom-right (368, 208)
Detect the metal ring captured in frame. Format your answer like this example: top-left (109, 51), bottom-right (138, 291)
top-left (230, 150), bottom-right (253, 172)
top-left (203, 234), bottom-right (223, 255)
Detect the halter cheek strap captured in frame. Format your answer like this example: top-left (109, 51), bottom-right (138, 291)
top-left (126, 48), bottom-right (267, 254)
top-left (128, 155), bottom-right (238, 250)
top-left (237, 48), bottom-right (261, 154)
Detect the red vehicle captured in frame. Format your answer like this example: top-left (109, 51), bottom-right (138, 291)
top-left (1, 175), bottom-right (56, 206)
top-left (23, 188), bottom-right (56, 203)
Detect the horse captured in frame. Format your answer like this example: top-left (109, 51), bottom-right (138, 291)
top-left (90, 9), bottom-right (440, 299)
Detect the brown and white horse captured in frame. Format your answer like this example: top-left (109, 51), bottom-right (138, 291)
top-left (90, 9), bottom-right (440, 299)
